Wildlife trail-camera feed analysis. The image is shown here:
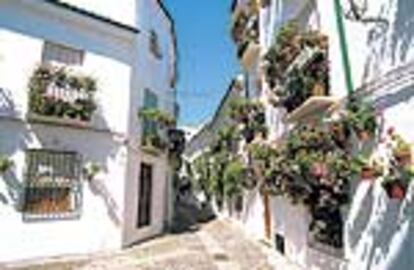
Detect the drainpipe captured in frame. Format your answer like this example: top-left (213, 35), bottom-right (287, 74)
top-left (333, 0), bottom-right (354, 96)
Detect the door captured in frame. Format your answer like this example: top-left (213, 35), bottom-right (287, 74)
top-left (137, 163), bottom-right (153, 228)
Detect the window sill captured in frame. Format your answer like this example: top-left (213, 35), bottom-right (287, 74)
top-left (27, 113), bottom-right (93, 129)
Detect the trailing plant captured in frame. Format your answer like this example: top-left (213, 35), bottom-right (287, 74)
top-left (347, 97), bottom-right (378, 140)
top-left (228, 98), bottom-right (267, 143)
top-left (0, 156), bottom-right (13, 175)
top-left (142, 133), bottom-right (168, 152)
top-left (222, 159), bottom-right (246, 198)
top-left (29, 64), bottom-right (97, 122)
top-left (139, 108), bottom-right (175, 152)
top-left (380, 129), bottom-right (413, 200)
top-left (389, 130), bottom-right (412, 166)
top-left (82, 162), bottom-right (102, 182)
top-left (263, 123), bottom-right (360, 248)
top-left (139, 108), bottom-right (176, 128)
top-left (231, 10), bottom-right (249, 43)
top-left (263, 21), bottom-right (328, 91)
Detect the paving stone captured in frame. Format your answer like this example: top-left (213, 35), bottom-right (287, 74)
top-left (14, 219), bottom-right (275, 270)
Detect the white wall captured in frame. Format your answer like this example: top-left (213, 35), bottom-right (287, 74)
top-left (0, 0), bottom-right (137, 263)
top-left (0, 121), bottom-right (126, 262)
top-left (61, 0), bottom-right (137, 28)
top-left (122, 0), bottom-right (177, 246)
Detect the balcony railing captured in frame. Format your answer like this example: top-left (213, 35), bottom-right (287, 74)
top-left (28, 64), bottom-right (97, 127)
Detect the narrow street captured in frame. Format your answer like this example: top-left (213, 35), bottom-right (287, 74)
top-left (13, 219), bottom-right (275, 270)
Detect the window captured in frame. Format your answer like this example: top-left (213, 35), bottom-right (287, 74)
top-left (42, 41), bottom-right (84, 66)
top-left (137, 163), bottom-right (153, 227)
top-left (23, 149), bottom-right (82, 221)
top-left (143, 89), bottom-right (159, 136)
top-left (149, 30), bottom-right (162, 59)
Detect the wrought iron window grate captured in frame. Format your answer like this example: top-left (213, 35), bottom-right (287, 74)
top-left (23, 149), bottom-right (82, 222)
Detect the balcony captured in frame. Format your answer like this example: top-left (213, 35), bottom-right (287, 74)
top-left (27, 64), bottom-right (97, 129)
top-left (139, 108), bottom-right (176, 156)
top-left (238, 40), bottom-right (261, 69)
top-left (285, 96), bottom-right (339, 123)
top-left (231, 0), bottom-right (256, 21)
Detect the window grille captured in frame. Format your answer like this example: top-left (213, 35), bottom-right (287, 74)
top-left (42, 42), bottom-right (84, 66)
top-left (23, 149), bottom-right (82, 221)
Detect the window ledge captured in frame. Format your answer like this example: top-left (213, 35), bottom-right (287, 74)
top-left (27, 113), bottom-right (93, 129)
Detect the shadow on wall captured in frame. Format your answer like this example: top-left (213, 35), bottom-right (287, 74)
top-left (391, 0), bottom-right (414, 64)
top-left (0, 121), bottom-right (33, 211)
top-left (88, 175), bottom-right (121, 227)
top-left (363, 0), bottom-right (414, 82)
top-left (0, 87), bottom-right (19, 117)
top-left (375, 84), bottom-right (414, 110)
top-left (0, 95), bottom-right (124, 228)
top-left (345, 181), bottom-right (414, 270)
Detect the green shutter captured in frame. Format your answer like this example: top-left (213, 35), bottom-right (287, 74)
top-left (143, 89), bottom-right (159, 136)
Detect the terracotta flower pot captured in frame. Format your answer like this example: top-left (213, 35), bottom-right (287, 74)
top-left (357, 130), bottom-right (372, 142)
top-left (312, 83), bottom-right (326, 96)
top-left (394, 151), bottom-right (411, 167)
top-left (361, 167), bottom-right (376, 181)
top-left (390, 184), bottom-right (406, 200)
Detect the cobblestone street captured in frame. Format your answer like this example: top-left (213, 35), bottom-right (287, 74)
top-left (12, 219), bottom-right (275, 270)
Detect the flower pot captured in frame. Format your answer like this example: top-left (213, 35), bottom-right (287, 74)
top-left (384, 182), bottom-right (406, 200)
top-left (361, 167), bottom-right (376, 181)
top-left (394, 151), bottom-right (411, 167)
top-left (312, 83), bottom-right (326, 96)
top-left (390, 184), bottom-right (406, 200)
top-left (357, 130), bottom-right (372, 142)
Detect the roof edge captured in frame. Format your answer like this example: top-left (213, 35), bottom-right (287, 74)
top-left (43, 0), bottom-right (140, 34)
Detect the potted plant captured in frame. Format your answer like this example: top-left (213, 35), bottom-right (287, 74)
top-left (347, 98), bottom-right (378, 141)
top-left (391, 134), bottom-right (412, 167)
top-left (83, 162), bottom-right (102, 182)
top-left (356, 157), bottom-right (383, 181)
top-left (382, 164), bottom-right (413, 200)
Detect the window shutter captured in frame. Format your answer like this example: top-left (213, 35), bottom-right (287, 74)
top-left (143, 89), bottom-right (158, 136)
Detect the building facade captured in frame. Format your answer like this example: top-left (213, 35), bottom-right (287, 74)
top-left (187, 0), bottom-right (414, 269)
top-left (0, 0), bottom-right (178, 263)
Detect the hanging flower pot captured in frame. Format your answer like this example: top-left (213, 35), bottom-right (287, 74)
top-left (391, 184), bottom-right (406, 200)
top-left (312, 82), bottom-right (326, 96)
top-left (361, 166), bottom-right (376, 181)
top-left (383, 181), bottom-right (406, 200)
top-left (394, 150), bottom-right (411, 167)
top-left (357, 130), bottom-right (372, 142)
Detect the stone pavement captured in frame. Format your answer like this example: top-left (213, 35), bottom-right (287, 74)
top-left (11, 219), bottom-right (275, 270)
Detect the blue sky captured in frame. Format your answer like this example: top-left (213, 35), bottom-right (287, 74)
top-left (164, 0), bottom-right (240, 127)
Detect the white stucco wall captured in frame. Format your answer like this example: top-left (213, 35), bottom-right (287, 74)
top-left (0, 121), bottom-right (126, 263)
top-left (122, 0), bottom-right (177, 246)
top-left (0, 0), bottom-right (177, 263)
top-left (0, 0), bottom-right (134, 262)
top-left (261, 1), bottom-right (414, 269)
top-left (61, 0), bottom-right (137, 28)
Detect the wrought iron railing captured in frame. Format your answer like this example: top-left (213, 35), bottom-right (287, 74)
top-left (23, 149), bottom-right (82, 221)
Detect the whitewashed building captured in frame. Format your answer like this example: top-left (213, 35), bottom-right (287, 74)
top-left (0, 0), bottom-right (178, 264)
top-left (190, 0), bottom-right (414, 269)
